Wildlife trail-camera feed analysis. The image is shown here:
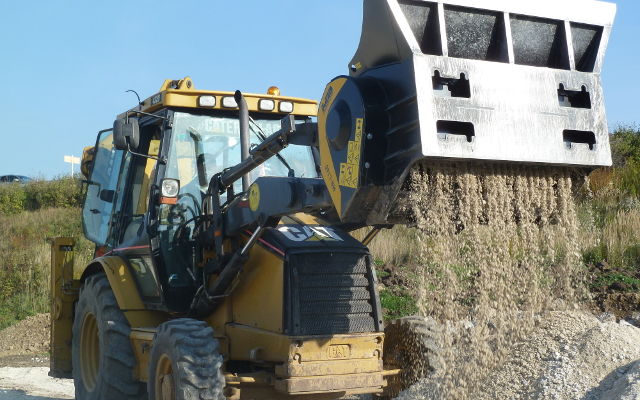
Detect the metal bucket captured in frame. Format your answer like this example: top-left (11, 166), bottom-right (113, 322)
top-left (317, 0), bottom-right (616, 224)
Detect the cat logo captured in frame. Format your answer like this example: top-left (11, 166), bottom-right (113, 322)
top-left (277, 225), bottom-right (343, 242)
top-left (327, 344), bottom-right (350, 359)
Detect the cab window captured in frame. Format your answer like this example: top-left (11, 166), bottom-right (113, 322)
top-left (82, 131), bottom-right (125, 246)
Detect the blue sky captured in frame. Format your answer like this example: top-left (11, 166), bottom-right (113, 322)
top-left (0, 1), bottom-right (637, 178)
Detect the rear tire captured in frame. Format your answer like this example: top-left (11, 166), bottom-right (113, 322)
top-left (72, 273), bottom-right (146, 400)
top-left (148, 318), bottom-right (225, 400)
top-left (380, 316), bottom-right (442, 399)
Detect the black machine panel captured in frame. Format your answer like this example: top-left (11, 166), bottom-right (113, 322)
top-left (285, 250), bottom-right (382, 336)
top-left (254, 224), bottom-right (383, 336)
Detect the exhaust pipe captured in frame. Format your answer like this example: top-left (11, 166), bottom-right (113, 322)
top-left (235, 90), bottom-right (251, 192)
top-left (317, 0), bottom-right (616, 225)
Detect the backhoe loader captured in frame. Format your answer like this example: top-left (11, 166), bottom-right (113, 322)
top-left (50, 0), bottom-right (616, 398)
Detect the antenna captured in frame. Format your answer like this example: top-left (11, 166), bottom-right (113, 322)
top-left (125, 89), bottom-right (142, 105)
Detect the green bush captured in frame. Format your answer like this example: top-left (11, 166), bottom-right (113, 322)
top-left (611, 125), bottom-right (640, 168)
top-left (616, 159), bottom-right (640, 197)
top-left (623, 244), bottom-right (640, 270)
top-left (380, 288), bottom-right (419, 321)
top-left (0, 176), bottom-right (82, 215)
top-left (24, 176), bottom-right (82, 210)
top-left (0, 184), bottom-right (27, 215)
top-left (591, 272), bottom-right (640, 291)
top-left (582, 243), bottom-right (607, 266)
top-left (608, 125), bottom-right (640, 196)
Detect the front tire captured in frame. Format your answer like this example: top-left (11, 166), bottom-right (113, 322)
top-left (148, 318), bottom-right (225, 400)
top-left (72, 273), bottom-right (146, 399)
top-left (381, 316), bottom-right (442, 399)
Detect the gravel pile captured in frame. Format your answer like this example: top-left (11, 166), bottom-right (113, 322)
top-left (399, 311), bottom-right (640, 399)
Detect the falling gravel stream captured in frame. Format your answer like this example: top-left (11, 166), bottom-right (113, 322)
top-left (397, 162), bottom-right (608, 399)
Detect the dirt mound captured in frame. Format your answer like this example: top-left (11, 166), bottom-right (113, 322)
top-left (0, 314), bottom-right (49, 358)
top-left (399, 311), bottom-right (640, 399)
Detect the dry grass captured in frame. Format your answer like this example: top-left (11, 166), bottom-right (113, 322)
top-left (588, 168), bottom-right (615, 194)
top-left (578, 192), bottom-right (640, 269)
top-left (355, 226), bottom-right (419, 267)
top-left (602, 209), bottom-right (640, 265)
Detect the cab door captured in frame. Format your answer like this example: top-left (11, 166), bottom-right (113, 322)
top-left (84, 123), bottom-right (167, 306)
top-left (108, 122), bottom-right (165, 305)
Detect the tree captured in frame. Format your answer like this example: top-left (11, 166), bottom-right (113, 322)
top-left (610, 125), bottom-right (640, 196)
top-left (610, 125), bottom-right (640, 168)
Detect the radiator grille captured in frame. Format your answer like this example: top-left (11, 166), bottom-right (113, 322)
top-left (287, 252), bottom-right (380, 335)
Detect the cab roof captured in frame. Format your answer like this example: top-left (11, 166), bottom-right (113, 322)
top-left (117, 77), bottom-right (318, 119)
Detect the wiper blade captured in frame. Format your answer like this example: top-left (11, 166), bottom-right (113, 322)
top-left (188, 126), bottom-right (209, 190)
top-left (249, 117), bottom-right (295, 178)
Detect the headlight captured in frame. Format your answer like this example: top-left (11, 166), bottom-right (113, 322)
top-left (259, 99), bottom-right (275, 111)
top-left (161, 179), bottom-right (180, 198)
top-left (222, 96), bottom-right (238, 108)
top-left (198, 95), bottom-right (216, 107)
top-left (279, 101), bottom-right (294, 113)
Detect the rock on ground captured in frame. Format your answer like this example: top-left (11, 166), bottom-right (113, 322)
top-left (586, 360), bottom-right (640, 400)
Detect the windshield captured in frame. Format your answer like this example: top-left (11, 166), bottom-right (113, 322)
top-left (157, 111), bottom-right (318, 286)
top-left (166, 112), bottom-right (317, 200)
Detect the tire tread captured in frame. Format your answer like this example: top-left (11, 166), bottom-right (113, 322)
top-left (72, 273), bottom-right (146, 399)
top-left (148, 318), bottom-right (225, 400)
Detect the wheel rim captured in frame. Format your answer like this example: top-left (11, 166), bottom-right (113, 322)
top-left (80, 312), bottom-right (100, 392)
top-left (155, 353), bottom-right (175, 400)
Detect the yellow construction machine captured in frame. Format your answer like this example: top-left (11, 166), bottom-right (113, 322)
top-left (50, 0), bottom-right (616, 399)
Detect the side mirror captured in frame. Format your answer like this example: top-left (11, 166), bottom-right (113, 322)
top-left (113, 118), bottom-right (140, 151)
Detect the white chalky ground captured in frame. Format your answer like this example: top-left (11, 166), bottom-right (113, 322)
top-left (0, 367), bottom-right (73, 400)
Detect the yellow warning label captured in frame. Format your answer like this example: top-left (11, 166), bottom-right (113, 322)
top-left (355, 118), bottom-right (363, 142)
top-left (339, 163), bottom-right (358, 188)
top-left (346, 141), bottom-right (360, 165)
top-left (338, 118), bottom-right (364, 189)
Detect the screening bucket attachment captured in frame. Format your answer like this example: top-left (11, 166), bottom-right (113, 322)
top-left (318, 0), bottom-right (616, 225)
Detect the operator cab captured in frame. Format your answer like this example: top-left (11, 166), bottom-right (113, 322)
top-left (82, 78), bottom-right (319, 311)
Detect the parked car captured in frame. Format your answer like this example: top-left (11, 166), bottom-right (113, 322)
top-left (0, 175), bottom-right (32, 183)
